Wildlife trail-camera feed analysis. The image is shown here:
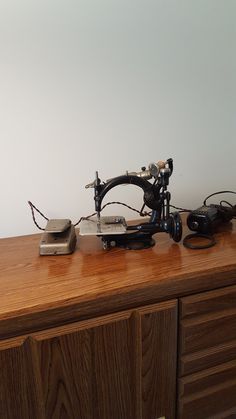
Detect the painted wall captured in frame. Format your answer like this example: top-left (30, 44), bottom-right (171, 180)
top-left (0, 0), bottom-right (235, 238)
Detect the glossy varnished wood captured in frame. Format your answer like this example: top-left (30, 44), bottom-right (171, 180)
top-left (0, 218), bottom-right (235, 338)
top-left (0, 300), bottom-right (177, 419)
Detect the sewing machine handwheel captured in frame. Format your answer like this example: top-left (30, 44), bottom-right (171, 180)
top-left (169, 212), bottom-right (182, 242)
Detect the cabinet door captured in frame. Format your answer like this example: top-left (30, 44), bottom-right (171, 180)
top-left (0, 300), bottom-right (177, 419)
top-left (0, 336), bottom-right (44, 419)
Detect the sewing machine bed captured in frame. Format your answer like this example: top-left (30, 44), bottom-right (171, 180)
top-left (79, 216), bottom-right (127, 235)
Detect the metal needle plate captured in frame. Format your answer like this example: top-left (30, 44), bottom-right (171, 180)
top-left (79, 216), bottom-right (127, 236)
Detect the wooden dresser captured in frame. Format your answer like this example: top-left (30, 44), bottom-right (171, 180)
top-left (0, 218), bottom-right (235, 419)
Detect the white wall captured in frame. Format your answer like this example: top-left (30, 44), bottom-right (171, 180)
top-left (0, 0), bottom-right (235, 238)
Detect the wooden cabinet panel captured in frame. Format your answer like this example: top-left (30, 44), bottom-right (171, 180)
top-left (0, 300), bottom-right (177, 419)
top-left (36, 315), bottom-right (134, 419)
top-left (140, 301), bottom-right (177, 419)
top-left (179, 286), bottom-right (236, 418)
top-left (180, 339), bottom-right (236, 377)
top-left (178, 360), bottom-right (236, 419)
top-left (0, 314), bottom-right (135, 419)
top-left (180, 284), bottom-right (236, 319)
top-left (180, 309), bottom-right (236, 355)
top-left (0, 338), bottom-right (44, 419)
top-left (179, 286), bottom-right (236, 376)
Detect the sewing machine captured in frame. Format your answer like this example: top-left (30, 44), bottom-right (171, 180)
top-left (80, 158), bottom-right (182, 249)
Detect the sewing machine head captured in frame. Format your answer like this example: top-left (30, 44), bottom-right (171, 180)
top-left (80, 158), bottom-right (182, 249)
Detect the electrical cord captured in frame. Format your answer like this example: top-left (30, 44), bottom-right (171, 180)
top-left (220, 200), bottom-right (233, 208)
top-left (171, 191), bottom-right (236, 214)
top-left (203, 190), bottom-right (236, 206)
top-left (28, 201), bottom-right (49, 231)
top-left (28, 200), bottom-right (151, 231)
top-left (170, 204), bottom-right (192, 213)
top-left (29, 190), bottom-right (236, 250)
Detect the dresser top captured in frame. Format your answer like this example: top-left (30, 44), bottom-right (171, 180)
top-left (0, 217), bottom-right (235, 338)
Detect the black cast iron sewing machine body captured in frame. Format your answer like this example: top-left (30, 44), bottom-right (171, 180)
top-left (84, 158), bottom-right (182, 250)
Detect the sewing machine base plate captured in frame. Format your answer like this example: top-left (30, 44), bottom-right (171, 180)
top-left (102, 233), bottom-right (155, 250)
top-left (80, 216), bottom-right (127, 236)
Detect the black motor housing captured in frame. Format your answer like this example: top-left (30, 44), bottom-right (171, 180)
top-left (187, 204), bottom-right (236, 234)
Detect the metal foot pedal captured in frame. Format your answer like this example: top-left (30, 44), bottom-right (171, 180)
top-left (39, 219), bottom-right (77, 255)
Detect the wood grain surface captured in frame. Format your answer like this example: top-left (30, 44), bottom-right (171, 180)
top-left (179, 285), bottom-right (236, 377)
top-left (178, 282), bottom-right (236, 418)
top-left (0, 217), bottom-right (235, 338)
top-left (178, 360), bottom-right (236, 419)
top-left (0, 300), bottom-right (177, 419)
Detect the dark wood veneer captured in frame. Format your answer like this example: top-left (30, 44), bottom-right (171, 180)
top-left (179, 284), bottom-right (236, 418)
top-left (0, 301), bottom-right (177, 419)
